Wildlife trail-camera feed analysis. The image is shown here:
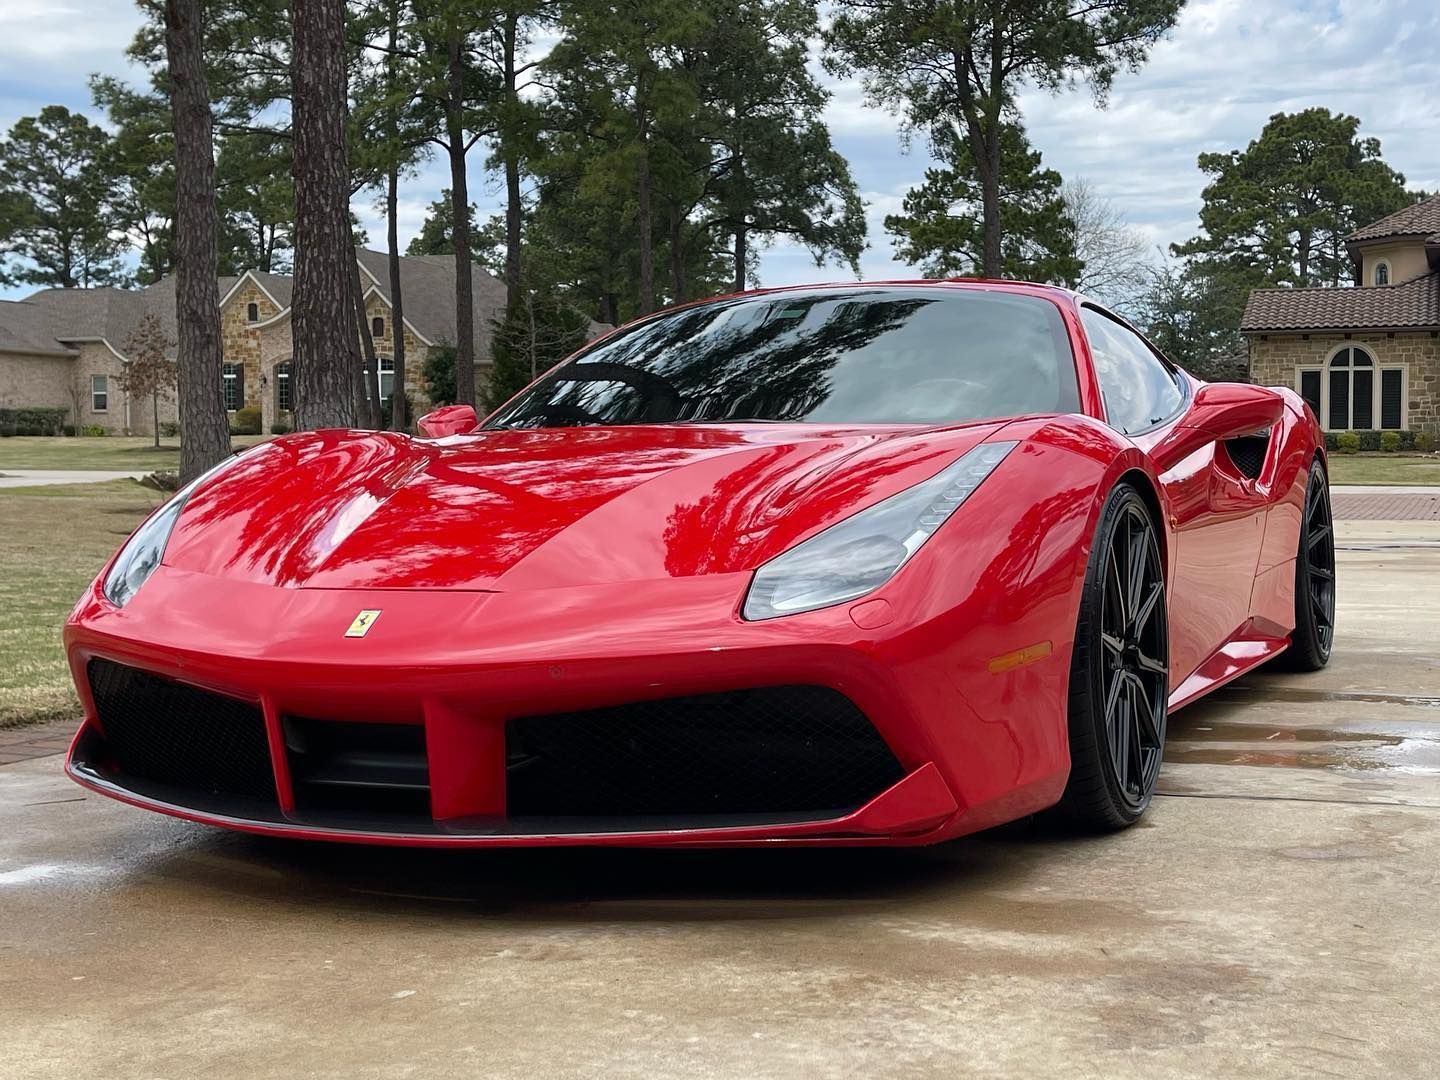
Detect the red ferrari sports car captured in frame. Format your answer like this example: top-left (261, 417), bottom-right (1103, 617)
top-left (64, 280), bottom-right (1334, 847)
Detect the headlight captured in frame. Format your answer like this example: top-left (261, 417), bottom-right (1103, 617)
top-left (102, 457), bottom-right (237, 607)
top-left (742, 441), bottom-right (1017, 620)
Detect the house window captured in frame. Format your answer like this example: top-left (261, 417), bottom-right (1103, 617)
top-left (372, 316), bottom-right (385, 339)
top-left (222, 363), bottom-right (244, 411)
top-left (247, 301), bottom-right (259, 322)
top-left (379, 356), bottom-right (395, 400)
top-left (274, 361), bottom-right (292, 413)
top-left (91, 374), bottom-right (108, 412)
top-left (1297, 345), bottom-right (1405, 431)
top-left (1373, 261), bottom-right (1390, 286)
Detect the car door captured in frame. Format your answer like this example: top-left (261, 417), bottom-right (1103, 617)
top-left (1078, 305), bottom-right (1269, 689)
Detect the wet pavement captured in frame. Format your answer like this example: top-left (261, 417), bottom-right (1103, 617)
top-left (2, 519), bottom-right (1438, 1078)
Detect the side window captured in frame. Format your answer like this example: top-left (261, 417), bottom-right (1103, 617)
top-left (1081, 307), bottom-right (1184, 435)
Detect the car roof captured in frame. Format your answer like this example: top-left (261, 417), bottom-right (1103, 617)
top-left (700, 278), bottom-right (1082, 307)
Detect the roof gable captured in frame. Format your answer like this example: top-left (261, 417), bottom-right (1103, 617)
top-left (1241, 271), bottom-right (1440, 333)
top-left (1347, 194), bottom-right (1440, 244)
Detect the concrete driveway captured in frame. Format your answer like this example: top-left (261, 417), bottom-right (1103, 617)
top-left (1, 518), bottom-right (1437, 1079)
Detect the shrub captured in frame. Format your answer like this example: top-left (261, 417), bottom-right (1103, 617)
top-left (230, 405), bottom-right (263, 435)
top-left (159, 421), bottom-right (181, 438)
top-left (80, 424), bottom-right (108, 437)
top-left (1356, 430), bottom-right (1381, 452)
top-left (62, 424), bottom-right (76, 437)
top-left (421, 344), bottom-right (457, 406)
top-left (270, 421), bottom-right (292, 435)
top-left (1336, 431), bottom-right (1361, 454)
top-left (1416, 432), bottom-right (1436, 452)
top-left (1322, 431), bottom-right (1338, 452)
top-left (0, 406), bottom-right (69, 436)
top-left (1380, 430), bottom-right (1401, 452)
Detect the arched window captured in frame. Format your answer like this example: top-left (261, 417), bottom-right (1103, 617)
top-left (372, 316), bottom-right (386, 339)
top-left (274, 361), bottom-right (292, 413)
top-left (222, 362), bottom-right (244, 411)
top-left (1298, 346), bottom-right (1406, 432)
top-left (247, 301), bottom-right (259, 322)
top-left (1374, 261), bottom-right (1390, 286)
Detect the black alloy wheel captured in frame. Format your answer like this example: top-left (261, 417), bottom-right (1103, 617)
top-left (1057, 484), bottom-right (1170, 830)
top-left (1277, 462), bottom-right (1335, 671)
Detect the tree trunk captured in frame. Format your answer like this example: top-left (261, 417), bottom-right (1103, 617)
top-left (733, 223), bottom-right (747, 293)
top-left (351, 255), bottom-right (382, 427)
top-left (980, 123), bottom-right (1002, 278)
top-left (164, 0), bottom-right (230, 482)
top-left (635, 118), bottom-right (655, 314)
top-left (669, 203), bottom-right (686, 303)
top-left (446, 35), bottom-right (477, 407)
top-left (290, 0), bottom-right (357, 430)
top-left (502, 9), bottom-right (523, 310)
top-left (152, 390), bottom-right (160, 449)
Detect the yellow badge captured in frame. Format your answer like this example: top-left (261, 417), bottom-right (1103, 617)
top-left (345, 610), bottom-right (381, 638)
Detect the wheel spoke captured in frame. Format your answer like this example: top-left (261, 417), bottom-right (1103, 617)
top-left (1134, 649), bottom-right (1168, 677)
top-left (1112, 683), bottom-right (1131, 786)
top-left (1130, 582), bottom-right (1163, 639)
top-left (1102, 631), bottom-right (1125, 660)
top-left (1126, 517), bottom-right (1147, 615)
top-left (1307, 523), bottom-right (1330, 550)
top-left (1106, 545), bottom-right (1128, 630)
top-left (1130, 672), bottom-right (1161, 746)
top-left (1310, 565), bottom-right (1334, 582)
top-left (1126, 678), bottom-right (1145, 791)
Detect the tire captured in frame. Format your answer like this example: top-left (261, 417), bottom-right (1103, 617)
top-left (1275, 460), bottom-right (1335, 671)
top-left (1055, 483), bottom-right (1170, 831)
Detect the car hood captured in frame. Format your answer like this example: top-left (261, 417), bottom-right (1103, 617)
top-left (163, 422), bottom-right (1007, 591)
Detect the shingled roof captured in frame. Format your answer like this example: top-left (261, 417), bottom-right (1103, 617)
top-left (1346, 193), bottom-right (1440, 244)
top-left (1241, 272), bottom-right (1440, 333)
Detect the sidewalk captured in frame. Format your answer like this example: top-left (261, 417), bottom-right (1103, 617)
top-left (0, 719), bottom-right (75, 765)
top-left (1331, 487), bottom-right (1440, 520)
top-left (0, 470), bottom-right (146, 489)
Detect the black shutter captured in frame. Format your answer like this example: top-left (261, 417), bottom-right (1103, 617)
top-left (1300, 370), bottom-right (1321, 418)
top-left (1353, 367), bottom-right (1373, 429)
top-left (1328, 369), bottom-right (1349, 430)
top-left (1381, 369), bottom-right (1403, 430)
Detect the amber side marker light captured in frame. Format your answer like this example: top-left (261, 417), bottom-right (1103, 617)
top-left (987, 640), bottom-right (1053, 674)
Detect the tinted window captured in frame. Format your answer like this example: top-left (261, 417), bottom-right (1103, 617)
top-left (487, 289), bottom-right (1079, 429)
top-left (1081, 307), bottom-right (1184, 435)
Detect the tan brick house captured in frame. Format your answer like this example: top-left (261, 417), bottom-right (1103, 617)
top-left (1243, 194), bottom-right (1440, 436)
top-left (0, 248), bottom-right (542, 435)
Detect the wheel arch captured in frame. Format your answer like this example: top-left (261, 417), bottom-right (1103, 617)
top-left (1114, 468), bottom-right (1168, 570)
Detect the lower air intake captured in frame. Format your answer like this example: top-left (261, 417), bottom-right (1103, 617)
top-left (506, 685), bottom-right (903, 820)
top-left (85, 658), bottom-right (278, 803)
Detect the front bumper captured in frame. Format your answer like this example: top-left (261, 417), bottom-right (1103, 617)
top-left (64, 563), bottom-right (1070, 847)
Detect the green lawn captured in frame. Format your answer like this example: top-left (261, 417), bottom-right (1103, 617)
top-left (0, 480), bottom-right (163, 728)
top-left (1327, 453), bottom-right (1440, 486)
top-left (0, 434), bottom-right (269, 472)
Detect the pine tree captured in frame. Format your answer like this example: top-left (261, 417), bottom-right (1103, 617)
top-left (0, 106), bottom-right (127, 288)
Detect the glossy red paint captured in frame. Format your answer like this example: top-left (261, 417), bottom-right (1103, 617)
top-left (63, 279), bottom-right (1325, 847)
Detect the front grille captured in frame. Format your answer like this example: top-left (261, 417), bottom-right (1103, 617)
top-left (86, 658), bottom-right (277, 803)
top-left (506, 685), bottom-right (903, 820)
top-left (284, 717), bottom-right (430, 818)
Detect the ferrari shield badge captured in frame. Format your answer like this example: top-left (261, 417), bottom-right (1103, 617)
top-left (345, 610), bottom-right (382, 638)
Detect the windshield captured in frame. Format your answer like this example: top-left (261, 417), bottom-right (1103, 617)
top-left (485, 287), bottom-right (1080, 429)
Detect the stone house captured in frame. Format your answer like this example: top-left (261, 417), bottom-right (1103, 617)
top-left (0, 248), bottom-right (539, 435)
top-left (1243, 194), bottom-right (1440, 436)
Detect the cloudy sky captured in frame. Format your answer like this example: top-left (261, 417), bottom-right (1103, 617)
top-left (2, 0), bottom-right (1438, 302)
